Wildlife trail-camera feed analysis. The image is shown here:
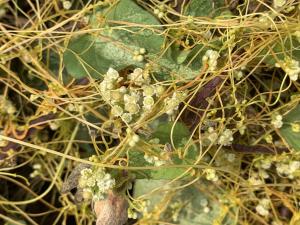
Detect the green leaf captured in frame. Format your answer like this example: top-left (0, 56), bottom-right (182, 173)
top-left (175, 185), bottom-right (237, 225)
top-left (280, 105), bottom-right (300, 151)
top-left (258, 37), bottom-right (300, 66)
top-left (150, 167), bottom-right (188, 180)
top-left (151, 121), bottom-right (190, 148)
top-left (106, 0), bottom-right (164, 54)
top-left (63, 0), bottom-right (164, 78)
top-left (133, 179), bottom-right (172, 211)
top-left (185, 0), bottom-right (225, 17)
top-left (133, 181), bottom-right (238, 225)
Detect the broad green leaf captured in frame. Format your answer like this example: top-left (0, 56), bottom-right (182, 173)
top-left (133, 179), bottom-right (172, 211)
top-left (175, 185), bottom-right (237, 225)
top-left (185, 0), bottom-right (225, 17)
top-left (151, 121), bottom-right (190, 148)
top-left (280, 105), bottom-right (300, 151)
top-left (150, 167), bottom-right (188, 180)
top-left (128, 149), bottom-right (152, 179)
top-left (133, 181), bottom-right (238, 225)
top-left (258, 37), bottom-right (300, 66)
top-left (63, 0), bottom-right (164, 78)
top-left (106, 0), bottom-right (164, 54)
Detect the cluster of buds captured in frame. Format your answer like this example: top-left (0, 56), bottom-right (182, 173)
top-left (202, 49), bottom-right (220, 71)
top-left (98, 67), bottom-right (186, 126)
top-left (275, 57), bottom-right (300, 81)
top-left (256, 198), bottom-right (271, 217)
top-left (203, 168), bottom-right (218, 182)
top-left (153, 4), bottom-right (166, 18)
top-left (79, 167), bottom-right (115, 201)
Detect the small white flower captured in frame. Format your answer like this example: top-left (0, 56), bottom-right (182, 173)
top-left (143, 96), bottom-right (155, 110)
top-left (49, 121), bottom-right (60, 130)
top-left (128, 68), bottom-right (148, 85)
top-left (276, 57), bottom-right (300, 81)
top-left (202, 50), bottom-right (220, 71)
top-left (33, 164), bottom-right (42, 170)
top-left (256, 205), bottom-right (269, 217)
top-left (144, 154), bottom-right (166, 166)
top-left (248, 172), bottom-right (264, 186)
top-left (218, 129), bottom-right (233, 146)
top-left (153, 8), bottom-right (160, 15)
top-left (234, 70), bottom-right (244, 80)
top-left (111, 105), bottom-right (124, 117)
top-left (207, 127), bottom-right (218, 143)
top-left (62, 0), bottom-right (72, 10)
top-left (264, 134), bottom-right (273, 144)
top-left (139, 48), bottom-right (146, 54)
top-left (261, 159), bottom-right (272, 169)
top-left (158, 12), bottom-right (164, 18)
top-left (155, 85), bottom-right (165, 96)
top-left (291, 123), bottom-right (300, 133)
top-left (203, 206), bottom-right (210, 213)
top-left (204, 168), bottom-right (218, 182)
top-left (6, 104), bottom-right (16, 115)
top-left (79, 167), bottom-right (115, 201)
top-left (259, 169), bottom-right (270, 179)
top-left (143, 85), bottom-right (155, 96)
top-left (271, 114), bottom-right (283, 128)
top-left (106, 67), bottom-right (119, 80)
top-left (276, 162), bottom-right (289, 175)
top-left (128, 134), bottom-right (139, 147)
top-left (289, 161), bottom-right (300, 173)
top-left (121, 113), bottom-right (132, 123)
top-left (125, 103), bottom-right (140, 114)
top-left (124, 92), bottom-right (140, 104)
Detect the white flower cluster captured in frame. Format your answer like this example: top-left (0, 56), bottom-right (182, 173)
top-left (128, 208), bottom-right (138, 219)
top-left (0, 95), bottom-right (16, 115)
top-left (203, 127), bottom-right (234, 146)
top-left (99, 68), bottom-right (169, 124)
top-left (153, 4), bottom-right (165, 18)
top-left (271, 114), bottom-right (283, 129)
top-left (99, 67), bottom-right (185, 125)
top-left (200, 198), bottom-right (210, 213)
top-left (275, 57), bottom-right (300, 81)
top-left (233, 70), bottom-right (244, 81)
top-left (254, 154), bottom-right (300, 180)
top-left (133, 48), bottom-right (146, 62)
top-left (204, 168), bottom-right (218, 182)
top-left (207, 127), bottom-right (218, 143)
top-left (79, 167), bottom-right (115, 201)
top-left (276, 160), bottom-right (300, 179)
top-left (257, 13), bottom-right (275, 29)
top-left (128, 132), bottom-right (140, 147)
top-left (291, 123), bottom-right (300, 133)
top-left (202, 50), bottom-right (220, 71)
top-left (144, 153), bottom-right (166, 167)
top-left (248, 172), bottom-right (265, 186)
top-left (30, 163), bottom-right (42, 178)
top-left (217, 129), bottom-right (233, 146)
top-left (164, 91), bottom-right (187, 115)
top-left (256, 198), bottom-right (271, 217)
